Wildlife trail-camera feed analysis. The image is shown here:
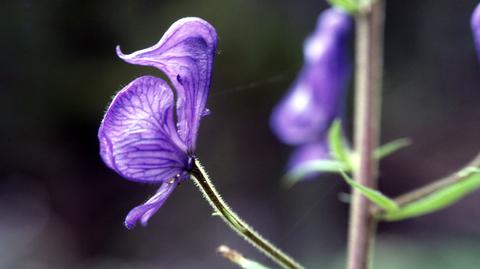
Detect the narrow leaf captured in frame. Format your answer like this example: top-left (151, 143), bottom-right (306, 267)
top-left (328, 119), bottom-right (352, 169)
top-left (373, 138), bottom-right (411, 160)
top-left (383, 172), bottom-right (480, 221)
top-left (217, 245), bottom-right (272, 269)
top-left (284, 159), bottom-right (349, 188)
top-left (339, 170), bottom-right (399, 212)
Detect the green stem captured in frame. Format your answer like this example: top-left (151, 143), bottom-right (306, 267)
top-left (190, 158), bottom-right (304, 269)
top-left (346, 1), bottom-right (385, 269)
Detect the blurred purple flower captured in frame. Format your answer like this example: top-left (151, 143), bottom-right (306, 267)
top-left (270, 8), bottom-right (351, 174)
top-left (287, 142), bottom-right (330, 172)
top-left (472, 3), bottom-right (480, 59)
top-left (98, 18), bottom-right (217, 229)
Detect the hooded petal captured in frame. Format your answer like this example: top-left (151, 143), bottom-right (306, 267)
top-left (271, 8), bottom-right (351, 145)
top-left (472, 3), bottom-right (480, 59)
top-left (116, 17), bottom-right (218, 151)
top-left (98, 76), bottom-right (189, 183)
top-left (124, 181), bottom-right (178, 229)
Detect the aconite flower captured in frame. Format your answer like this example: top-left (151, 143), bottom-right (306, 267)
top-left (98, 17), bottom-right (217, 229)
top-left (270, 8), bottom-right (351, 173)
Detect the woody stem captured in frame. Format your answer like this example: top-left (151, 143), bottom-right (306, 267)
top-left (346, 1), bottom-right (385, 269)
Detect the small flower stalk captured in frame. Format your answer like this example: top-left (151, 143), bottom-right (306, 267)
top-left (270, 8), bottom-right (352, 176)
top-left (98, 17), bottom-right (303, 269)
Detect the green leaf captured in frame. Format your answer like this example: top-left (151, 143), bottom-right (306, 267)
top-left (339, 170), bottom-right (399, 212)
top-left (283, 159), bottom-right (349, 188)
top-left (382, 172), bottom-right (480, 221)
top-left (328, 119), bottom-right (352, 169)
top-left (328, 0), bottom-right (359, 13)
top-left (218, 245), bottom-right (272, 269)
top-left (373, 138), bottom-right (411, 160)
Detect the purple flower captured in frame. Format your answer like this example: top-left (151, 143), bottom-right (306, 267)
top-left (472, 3), bottom-right (480, 59)
top-left (98, 18), bottom-right (217, 229)
top-left (270, 8), bottom-right (351, 174)
top-left (287, 142), bottom-right (330, 172)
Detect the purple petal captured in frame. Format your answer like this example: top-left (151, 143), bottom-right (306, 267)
top-left (98, 76), bottom-right (188, 183)
top-left (288, 142), bottom-right (330, 172)
top-left (472, 3), bottom-right (480, 59)
top-left (124, 181), bottom-right (178, 229)
top-left (271, 8), bottom-right (351, 145)
top-left (116, 17), bottom-right (218, 151)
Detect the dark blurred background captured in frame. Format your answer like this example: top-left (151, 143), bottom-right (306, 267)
top-left (1, 0), bottom-right (480, 268)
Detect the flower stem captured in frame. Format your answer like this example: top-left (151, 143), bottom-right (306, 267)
top-left (346, 1), bottom-right (385, 269)
top-left (190, 158), bottom-right (304, 269)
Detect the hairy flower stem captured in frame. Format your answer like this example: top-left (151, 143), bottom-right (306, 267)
top-left (346, 1), bottom-right (385, 269)
top-left (190, 158), bottom-right (304, 269)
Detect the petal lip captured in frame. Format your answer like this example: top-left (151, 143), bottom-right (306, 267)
top-left (287, 142), bottom-right (331, 180)
top-left (124, 181), bottom-right (179, 229)
top-left (288, 142), bottom-right (330, 171)
top-left (115, 17), bottom-right (218, 152)
top-left (98, 75), bottom-right (188, 184)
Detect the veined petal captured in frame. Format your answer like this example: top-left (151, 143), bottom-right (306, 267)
top-left (271, 8), bottom-right (351, 145)
top-left (471, 3), bottom-right (480, 59)
top-left (116, 17), bottom-right (218, 151)
top-left (98, 76), bottom-right (188, 183)
top-left (124, 181), bottom-right (178, 229)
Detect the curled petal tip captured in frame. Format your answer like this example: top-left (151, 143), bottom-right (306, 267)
top-left (115, 45), bottom-right (137, 64)
top-left (115, 45), bottom-right (124, 57)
